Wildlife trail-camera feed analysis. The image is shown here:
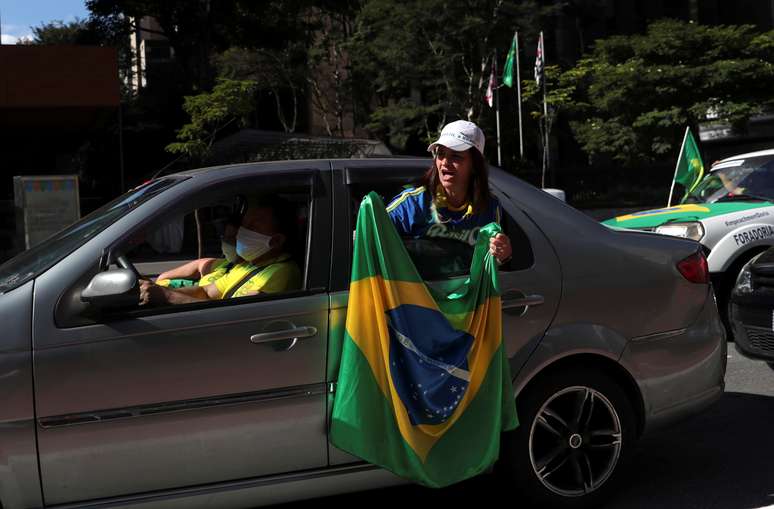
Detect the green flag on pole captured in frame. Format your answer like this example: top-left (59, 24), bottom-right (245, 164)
top-left (330, 192), bottom-right (518, 488)
top-left (502, 32), bottom-right (518, 87)
top-left (668, 127), bottom-right (705, 206)
top-left (675, 128), bottom-right (704, 191)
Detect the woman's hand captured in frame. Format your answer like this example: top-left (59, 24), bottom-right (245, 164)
top-left (489, 233), bottom-right (512, 264)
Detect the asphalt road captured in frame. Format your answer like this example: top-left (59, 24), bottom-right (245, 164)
top-left (603, 348), bottom-right (774, 509)
top-left (280, 347), bottom-right (774, 509)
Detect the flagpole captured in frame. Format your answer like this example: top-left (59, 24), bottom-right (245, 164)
top-left (540, 31), bottom-right (549, 188)
top-left (494, 50), bottom-right (502, 167)
top-left (667, 126), bottom-right (690, 207)
top-left (515, 31), bottom-right (524, 160)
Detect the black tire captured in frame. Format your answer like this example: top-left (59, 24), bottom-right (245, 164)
top-left (718, 249), bottom-right (770, 342)
top-left (714, 268), bottom-right (738, 342)
top-left (499, 368), bottom-right (636, 509)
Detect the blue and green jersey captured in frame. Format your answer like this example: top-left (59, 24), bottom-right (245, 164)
top-left (386, 186), bottom-right (502, 246)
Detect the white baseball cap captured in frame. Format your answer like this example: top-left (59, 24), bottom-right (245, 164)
top-left (427, 120), bottom-right (485, 156)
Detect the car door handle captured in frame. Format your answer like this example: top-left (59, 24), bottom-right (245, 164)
top-left (502, 294), bottom-right (545, 310)
top-left (250, 326), bottom-right (318, 345)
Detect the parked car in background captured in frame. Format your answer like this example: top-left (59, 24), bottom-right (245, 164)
top-left (603, 148), bottom-right (774, 328)
top-left (730, 246), bottom-right (774, 366)
top-left (0, 159), bottom-right (725, 509)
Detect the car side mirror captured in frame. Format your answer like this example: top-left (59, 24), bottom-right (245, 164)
top-left (81, 269), bottom-right (139, 309)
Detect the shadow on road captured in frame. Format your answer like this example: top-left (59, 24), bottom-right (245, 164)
top-left (279, 392), bottom-right (774, 508)
top-left (606, 391), bottom-right (774, 509)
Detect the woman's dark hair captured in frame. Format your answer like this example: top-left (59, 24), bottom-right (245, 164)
top-left (420, 148), bottom-right (490, 213)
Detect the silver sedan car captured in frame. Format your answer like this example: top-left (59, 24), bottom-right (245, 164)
top-left (0, 158), bottom-right (725, 509)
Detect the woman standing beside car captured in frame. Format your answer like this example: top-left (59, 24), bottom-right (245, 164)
top-left (387, 120), bottom-right (512, 267)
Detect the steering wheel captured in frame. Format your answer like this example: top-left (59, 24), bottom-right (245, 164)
top-left (115, 253), bottom-right (142, 280)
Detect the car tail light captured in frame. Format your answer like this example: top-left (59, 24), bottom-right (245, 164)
top-left (677, 251), bottom-right (709, 284)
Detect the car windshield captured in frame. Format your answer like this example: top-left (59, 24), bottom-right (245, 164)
top-left (0, 177), bottom-right (184, 294)
top-left (683, 157), bottom-right (774, 204)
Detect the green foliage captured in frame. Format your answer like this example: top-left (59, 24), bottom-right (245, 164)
top-left (366, 100), bottom-right (443, 150)
top-left (25, 18), bottom-right (91, 44)
top-left (304, 4), bottom-right (360, 137)
top-left (24, 15), bottom-right (129, 48)
top-left (87, 0), bottom-right (308, 91)
top-left (522, 63), bottom-right (584, 127)
top-left (215, 46), bottom-right (306, 133)
top-left (348, 0), bottom-right (560, 151)
top-left (86, 0), bottom-right (564, 162)
top-left (548, 19), bottom-right (774, 166)
top-left (166, 79), bottom-right (258, 159)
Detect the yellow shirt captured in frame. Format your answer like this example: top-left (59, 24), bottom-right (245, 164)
top-left (199, 258), bottom-right (231, 286)
top-left (155, 258), bottom-right (231, 288)
top-left (213, 253), bottom-right (301, 298)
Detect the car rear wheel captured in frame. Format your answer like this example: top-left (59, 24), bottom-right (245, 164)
top-left (500, 369), bottom-right (635, 509)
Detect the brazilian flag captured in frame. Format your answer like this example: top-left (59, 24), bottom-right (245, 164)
top-left (330, 192), bottom-right (518, 488)
top-left (676, 128), bottom-right (705, 194)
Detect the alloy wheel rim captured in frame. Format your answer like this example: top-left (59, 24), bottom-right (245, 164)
top-left (528, 385), bottom-right (623, 498)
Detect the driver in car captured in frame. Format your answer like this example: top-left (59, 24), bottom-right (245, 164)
top-left (138, 196), bottom-right (300, 305)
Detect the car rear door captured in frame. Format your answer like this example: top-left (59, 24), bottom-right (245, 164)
top-left (325, 160), bottom-right (561, 466)
top-left (31, 164), bottom-right (333, 505)
top-left (488, 179), bottom-right (562, 366)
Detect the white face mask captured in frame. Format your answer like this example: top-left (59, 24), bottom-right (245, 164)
top-left (236, 227), bottom-right (273, 261)
top-left (221, 241), bottom-right (238, 263)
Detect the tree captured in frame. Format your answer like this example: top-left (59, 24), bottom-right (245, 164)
top-left (25, 18), bottom-right (91, 44)
top-left (86, 0), bottom-right (315, 93)
top-left (23, 15), bottom-right (129, 49)
top-left (305, 2), bottom-right (360, 137)
top-left (520, 62), bottom-right (586, 177)
top-left (217, 2), bottom-right (364, 138)
top-left (165, 79), bottom-right (258, 160)
top-left (215, 46), bottom-right (306, 134)
top-left (551, 19), bottom-right (774, 166)
top-left (347, 0), bottom-right (560, 153)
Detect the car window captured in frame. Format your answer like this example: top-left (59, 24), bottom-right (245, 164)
top-left (348, 182), bottom-right (533, 281)
top-left (124, 203), bottom-right (238, 267)
top-left (116, 179), bottom-right (313, 308)
top-left (684, 157), bottom-right (774, 203)
top-left (497, 202), bottom-right (535, 271)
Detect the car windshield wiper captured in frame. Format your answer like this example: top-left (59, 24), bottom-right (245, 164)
top-left (715, 193), bottom-right (772, 202)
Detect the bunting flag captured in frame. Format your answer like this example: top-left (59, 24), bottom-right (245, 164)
top-left (330, 192), bottom-right (518, 488)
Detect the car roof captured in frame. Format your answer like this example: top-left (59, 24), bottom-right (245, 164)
top-left (717, 148), bottom-right (774, 164)
top-left (166, 157), bottom-right (433, 179)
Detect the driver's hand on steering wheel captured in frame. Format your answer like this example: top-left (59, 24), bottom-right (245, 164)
top-left (139, 279), bottom-right (166, 306)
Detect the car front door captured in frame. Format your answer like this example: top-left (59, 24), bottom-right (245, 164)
top-left (31, 165), bottom-right (332, 505)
